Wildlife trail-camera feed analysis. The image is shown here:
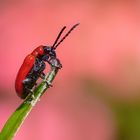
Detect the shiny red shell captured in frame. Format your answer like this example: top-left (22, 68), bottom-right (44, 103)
top-left (15, 45), bottom-right (45, 98)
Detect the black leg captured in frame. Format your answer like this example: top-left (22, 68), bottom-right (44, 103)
top-left (22, 78), bottom-right (32, 85)
top-left (40, 72), bottom-right (53, 87)
top-left (40, 72), bottom-right (46, 79)
top-left (46, 81), bottom-right (53, 87)
top-left (49, 57), bottom-right (62, 69)
top-left (24, 86), bottom-right (34, 94)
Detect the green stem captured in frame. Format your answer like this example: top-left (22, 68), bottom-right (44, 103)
top-left (0, 67), bottom-right (59, 140)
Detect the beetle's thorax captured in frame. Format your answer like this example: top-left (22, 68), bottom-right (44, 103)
top-left (31, 45), bottom-right (44, 57)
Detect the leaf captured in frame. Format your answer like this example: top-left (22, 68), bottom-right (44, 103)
top-left (0, 67), bottom-right (59, 140)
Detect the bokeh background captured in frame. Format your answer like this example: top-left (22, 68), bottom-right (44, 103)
top-left (1, 0), bottom-right (140, 140)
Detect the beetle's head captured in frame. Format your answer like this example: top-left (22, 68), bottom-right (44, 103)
top-left (42, 46), bottom-right (56, 61)
top-left (41, 23), bottom-right (79, 61)
top-left (43, 46), bottom-right (55, 55)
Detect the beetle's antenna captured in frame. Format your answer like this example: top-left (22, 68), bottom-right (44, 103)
top-left (52, 26), bottom-right (66, 49)
top-left (52, 23), bottom-right (80, 50)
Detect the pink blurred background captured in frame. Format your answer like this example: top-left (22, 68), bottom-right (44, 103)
top-left (1, 0), bottom-right (140, 140)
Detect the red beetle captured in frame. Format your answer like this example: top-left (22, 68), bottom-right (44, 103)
top-left (15, 23), bottom-right (79, 99)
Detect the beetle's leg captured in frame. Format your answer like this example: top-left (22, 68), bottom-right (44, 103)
top-left (40, 72), bottom-right (53, 87)
top-left (23, 78), bottom-right (37, 86)
top-left (40, 72), bottom-right (46, 79)
top-left (46, 81), bottom-right (53, 87)
top-left (22, 78), bottom-right (35, 95)
top-left (41, 54), bottom-right (51, 64)
top-left (34, 82), bottom-right (37, 86)
top-left (23, 89), bottom-right (35, 104)
top-left (33, 58), bottom-right (45, 73)
top-left (49, 57), bottom-right (62, 69)
top-left (23, 86), bottom-right (35, 101)
top-left (22, 78), bottom-right (33, 87)
top-left (24, 86), bottom-right (34, 94)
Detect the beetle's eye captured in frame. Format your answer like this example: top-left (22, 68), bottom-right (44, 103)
top-left (44, 46), bottom-right (51, 53)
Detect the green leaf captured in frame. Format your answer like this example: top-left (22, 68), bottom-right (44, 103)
top-left (0, 67), bottom-right (59, 140)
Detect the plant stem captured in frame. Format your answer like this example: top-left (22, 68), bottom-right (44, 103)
top-left (0, 67), bottom-right (59, 140)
